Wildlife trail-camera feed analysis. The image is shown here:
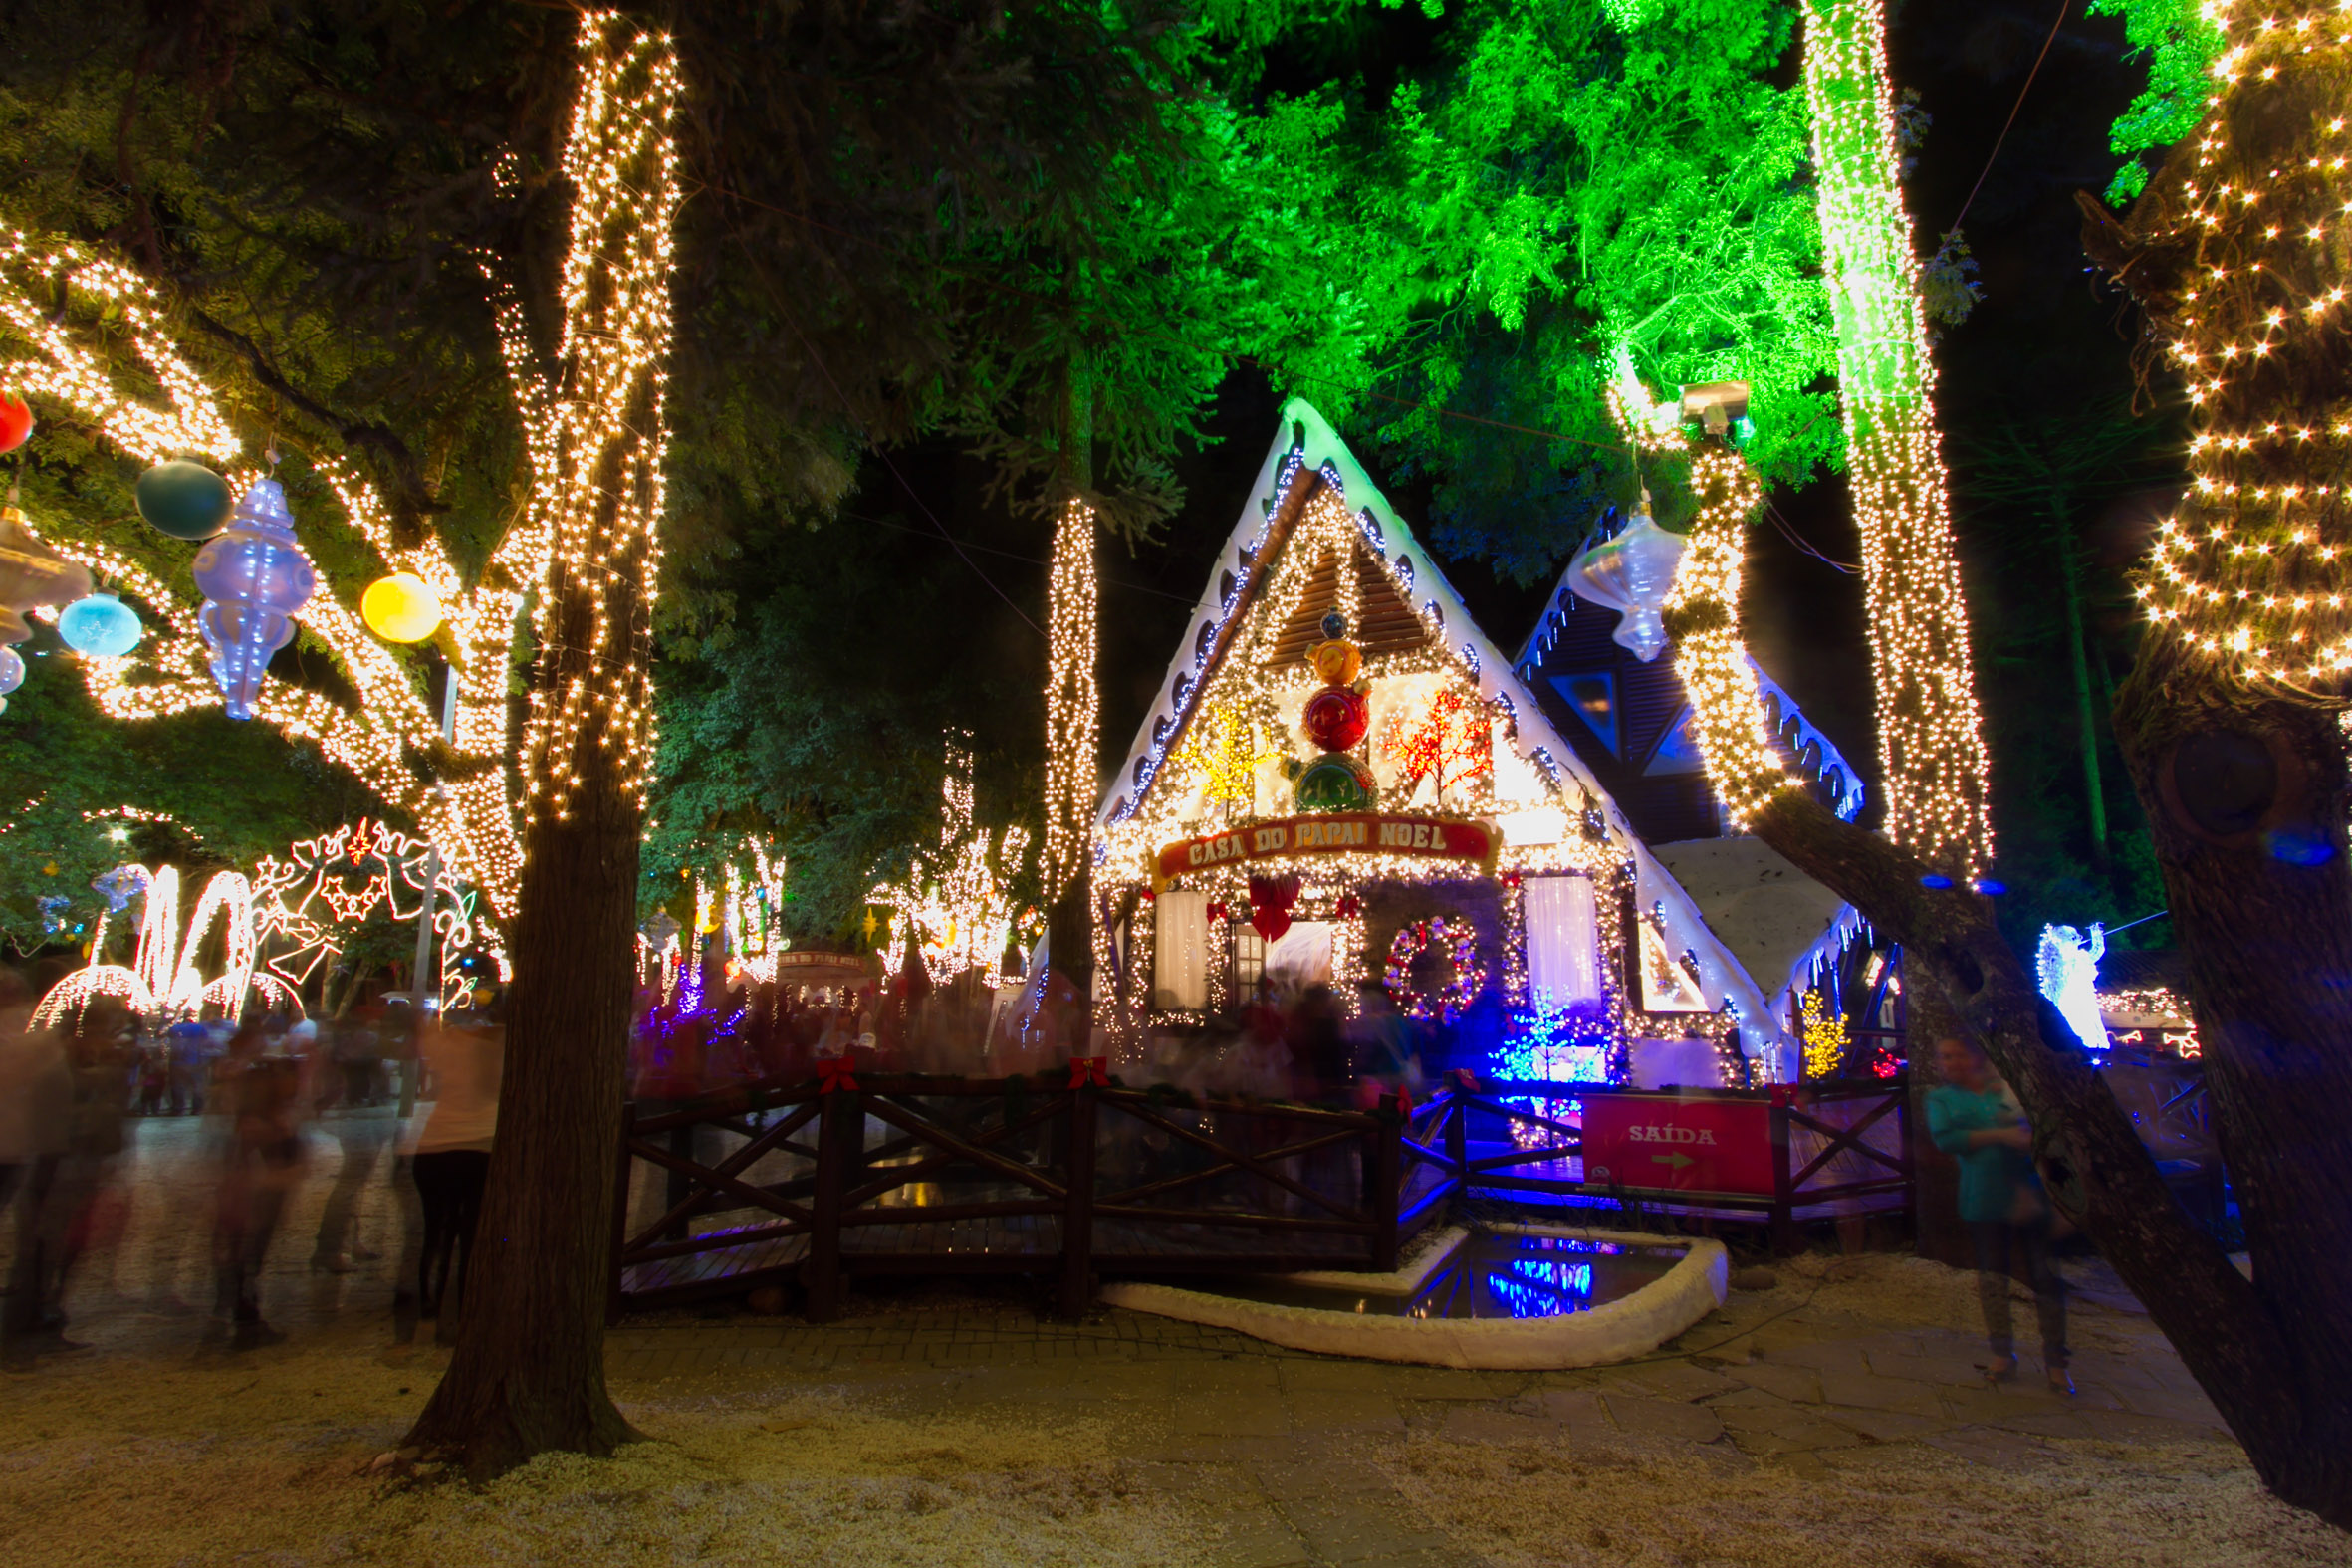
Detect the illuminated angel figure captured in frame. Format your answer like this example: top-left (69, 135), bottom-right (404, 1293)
top-left (2036, 923), bottom-right (2107, 1054)
top-left (1170, 706), bottom-right (1281, 820)
top-left (249, 817), bottom-right (474, 988)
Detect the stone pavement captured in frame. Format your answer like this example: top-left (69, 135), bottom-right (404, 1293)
top-left (598, 1257), bottom-right (2234, 1568)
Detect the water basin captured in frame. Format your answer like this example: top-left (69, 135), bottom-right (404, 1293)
top-left (1201, 1232), bottom-right (1684, 1320)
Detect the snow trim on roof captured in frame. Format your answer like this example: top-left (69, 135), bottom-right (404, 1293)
top-left (1092, 397), bottom-right (1794, 1053)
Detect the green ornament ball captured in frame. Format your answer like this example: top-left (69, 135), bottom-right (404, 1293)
top-left (135, 460), bottom-right (233, 541)
top-left (1293, 754), bottom-right (1376, 813)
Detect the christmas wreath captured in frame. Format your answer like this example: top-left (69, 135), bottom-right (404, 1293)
top-left (1384, 916), bottom-right (1484, 1022)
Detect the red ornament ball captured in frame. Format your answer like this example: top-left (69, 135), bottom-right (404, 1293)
top-left (1301, 686), bottom-right (1368, 752)
top-left (0, 393), bottom-right (33, 454)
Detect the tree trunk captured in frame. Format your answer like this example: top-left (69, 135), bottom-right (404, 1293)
top-left (2105, 640), bottom-right (2352, 1518)
top-left (1748, 788), bottom-right (2336, 1522)
top-left (403, 13), bottom-right (675, 1479)
top-left (402, 780), bottom-right (641, 1477)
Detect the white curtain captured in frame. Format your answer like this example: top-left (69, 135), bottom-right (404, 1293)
top-left (1153, 890), bottom-right (1211, 1010)
top-left (1525, 874), bottom-right (1601, 1012)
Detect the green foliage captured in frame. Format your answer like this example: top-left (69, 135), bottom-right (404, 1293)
top-left (1290, 0), bottom-right (1838, 581)
top-left (2087, 0), bottom-right (2229, 203)
top-left (643, 514), bottom-right (1043, 943)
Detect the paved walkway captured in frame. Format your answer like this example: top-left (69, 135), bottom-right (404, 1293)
top-left (4, 1107), bottom-right (2259, 1568)
top-left (593, 1253), bottom-right (2234, 1568)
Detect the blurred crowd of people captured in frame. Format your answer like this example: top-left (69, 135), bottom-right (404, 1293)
top-left (0, 962), bottom-right (502, 1366)
top-left (626, 955), bottom-right (1434, 1110)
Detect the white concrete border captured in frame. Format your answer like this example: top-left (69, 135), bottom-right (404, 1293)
top-left (1099, 1226), bottom-right (1729, 1370)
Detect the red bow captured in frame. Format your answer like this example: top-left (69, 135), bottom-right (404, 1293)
top-left (817, 1055), bottom-right (858, 1094)
top-left (1067, 1055), bottom-right (1108, 1088)
top-left (1334, 894), bottom-right (1361, 919)
top-left (1206, 901), bottom-right (1229, 921)
top-left (1248, 874), bottom-right (1301, 944)
top-left (1395, 1085), bottom-right (1415, 1117)
top-left (1449, 1068), bottom-right (1482, 1094)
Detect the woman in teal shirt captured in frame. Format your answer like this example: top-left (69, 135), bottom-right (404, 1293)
top-left (1926, 1036), bottom-right (2071, 1393)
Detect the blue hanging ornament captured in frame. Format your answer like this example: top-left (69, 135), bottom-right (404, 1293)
top-left (0, 643), bottom-right (22, 716)
top-left (190, 478), bottom-right (316, 720)
top-left (58, 591), bottom-right (142, 656)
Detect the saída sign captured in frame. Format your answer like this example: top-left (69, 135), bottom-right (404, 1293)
top-left (1156, 812), bottom-right (1496, 882)
top-left (1580, 1093), bottom-right (1774, 1198)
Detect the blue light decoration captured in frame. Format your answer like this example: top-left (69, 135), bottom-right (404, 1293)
top-left (1919, 873), bottom-right (1955, 889)
top-left (1491, 1004), bottom-right (1615, 1085)
top-left (189, 478), bottom-right (317, 720)
top-left (0, 642), bottom-right (22, 715)
top-left (57, 591), bottom-right (142, 657)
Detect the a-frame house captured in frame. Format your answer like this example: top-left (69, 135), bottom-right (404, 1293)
top-left (1091, 400), bottom-right (1857, 1085)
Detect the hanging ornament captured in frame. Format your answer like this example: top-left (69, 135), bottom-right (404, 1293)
top-left (0, 643), bottom-right (22, 715)
top-left (57, 591), bottom-right (142, 657)
top-left (0, 392), bottom-right (33, 455)
top-left (135, 459), bottom-right (234, 542)
top-left (1291, 753), bottom-right (1377, 812)
top-left (0, 505), bottom-right (91, 649)
top-left (1565, 501), bottom-right (1685, 663)
top-left (190, 478), bottom-right (317, 720)
top-left (360, 571), bottom-right (445, 643)
top-left (1301, 685), bottom-right (1369, 752)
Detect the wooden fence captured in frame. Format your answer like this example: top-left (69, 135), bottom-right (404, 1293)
top-left (609, 1071), bottom-right (1912, 1315)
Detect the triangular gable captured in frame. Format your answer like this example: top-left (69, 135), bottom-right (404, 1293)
top-left (1094, 397), bottom-right (1790, 1051)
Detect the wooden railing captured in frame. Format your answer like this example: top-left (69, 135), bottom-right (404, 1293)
top-left (610, 1070), bottom-right (1913, 1315)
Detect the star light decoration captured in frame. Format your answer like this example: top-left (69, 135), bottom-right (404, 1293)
top-left (1043, 498), bottom-right (1099, 906)
top-left (7, 13), bottom-right (681, 936)
top-left (870, 742), bottom-right (1034, 987)
top-left (2123, 4), bottom-right (2352, 679)
top-left (1800, 0), bottom-right (1996, 878)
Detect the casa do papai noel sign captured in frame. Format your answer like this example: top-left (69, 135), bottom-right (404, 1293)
top-left (1156, 813), bottom-right (1499, 881)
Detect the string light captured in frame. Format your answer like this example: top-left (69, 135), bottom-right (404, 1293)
top-left (870, 741), bottom-right (1032, 986)
top-left (10, 15), bottom-right (678, 928)
top-left (2120, 5), bottom-right (2352, 680)
top-left (1802, 0), bottom-right (1996, 877)
top-left (1043, 498), bottom-right (1099, 905)
top-left (510, 14), bottom-right (681, 830)
top-left (1799, 988), bottom-right (1850, 1078)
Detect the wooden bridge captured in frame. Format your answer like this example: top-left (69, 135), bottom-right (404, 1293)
top-left (610, 1070), bottom-right (1913, 1318)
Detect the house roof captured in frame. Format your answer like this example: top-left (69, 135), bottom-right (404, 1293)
top-left (1644, 836), bottom-right (1861, 1022)
top-left (1094, 397), bottom-right (1822, 1051)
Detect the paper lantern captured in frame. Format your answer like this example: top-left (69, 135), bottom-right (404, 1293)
top-left (190, 479), bottom-right (317, 720)
top-left (360, 571), bottom-right (444, 642)
top-left (136, 460), bottom-right (234, 542)
top-left (58, 592), bottom-right (142, 657)
top-left (0, 393), bottom-right (32, 454)
top-left (1565, 507), bottom-right (1686, 662)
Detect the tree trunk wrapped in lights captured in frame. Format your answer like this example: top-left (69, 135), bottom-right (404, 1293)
top-left (2070, 7), bottom-right (2352, 1522)
top-left (1043, 492), bottom-right (1099, 1003)
top-left (1800, 0), bottom-right (1996, 879)
top-left (402, 11), bottom-right (679, 1476)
